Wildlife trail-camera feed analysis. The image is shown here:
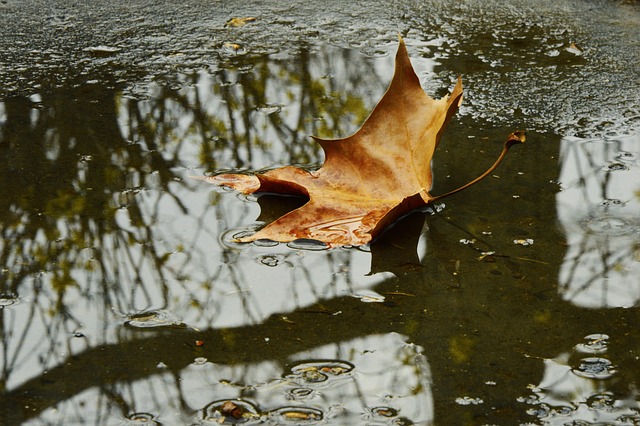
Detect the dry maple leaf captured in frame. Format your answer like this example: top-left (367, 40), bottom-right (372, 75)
top-left (197, 37), bottom-right (524, 247)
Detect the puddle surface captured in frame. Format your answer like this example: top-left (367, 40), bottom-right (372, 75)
top-left (1, 1), bottom-right (639, 425)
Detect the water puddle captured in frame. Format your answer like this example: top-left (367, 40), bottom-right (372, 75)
top-left (2, 2), bottom-right (640, 424)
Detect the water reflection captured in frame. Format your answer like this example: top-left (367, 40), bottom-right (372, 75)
top-left (1, 36), bottom-right (640, 425)
top-left (521, 334), bottom-right (640, 424)
top-left (0, 43), bottom-right (431, 424)
top-left (189, 334), bottom-right (432, 425)
top-left (556, 135), bottom-right (640, 308)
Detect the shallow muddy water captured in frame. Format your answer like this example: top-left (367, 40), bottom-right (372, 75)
top-left (1, 0), bottom-right (639, 425)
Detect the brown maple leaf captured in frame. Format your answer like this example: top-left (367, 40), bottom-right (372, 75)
top-left (197, 37), bottom-right (524, 247)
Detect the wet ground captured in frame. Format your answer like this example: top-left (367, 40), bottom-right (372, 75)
top-left (1, 0), bottom-right (639, 425)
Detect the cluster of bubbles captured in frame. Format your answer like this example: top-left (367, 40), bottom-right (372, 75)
top-left (519, 334), bottom-right (640, 424)
top-left (191, 360), bottom-right (414, 425)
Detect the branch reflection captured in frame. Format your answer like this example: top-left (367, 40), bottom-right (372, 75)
top-left (0, 43), bottom-right (437, 424)
top-left (557, 135), bottom-right (640, 308)
top-left (1, 37), bottom-right (638, 425)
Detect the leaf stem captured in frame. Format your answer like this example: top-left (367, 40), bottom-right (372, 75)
top-left (430, 131), bottom-right (526, 202)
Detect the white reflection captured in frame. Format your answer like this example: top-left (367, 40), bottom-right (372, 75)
top-left (26, 333), bottom-right (433, 425)
top-left (523, 351), bottom-right (639, 425)
top-left (0, 43), bottom-right (404, 423)
top-left (556, 134), bottom-right (640, 308)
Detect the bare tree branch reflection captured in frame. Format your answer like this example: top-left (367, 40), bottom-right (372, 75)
top-left (0, 44), bottom-right (414, 424)
top-left (557, 136), bottom-right (640, 308)
top-left (1, 40), bottom-right (639, 425)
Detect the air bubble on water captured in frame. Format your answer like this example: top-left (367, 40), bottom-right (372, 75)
top-left (124, 310), bottom-right (187, 330)
top-left (286, 387), bottom-right (316, 401)
top-left (202, 399), bottom-right (260, 425)
top-left (286, 239), bottom-right (329, 251)
top-left (268, 406), bottom-right (323, 423)
top-left (123, 412), bottom-right (159, 424)
top-left (256, 254), bottom-right (283, 267)
top-left (253, 238), bottom-right (279, 248)
top-left (289, 360), bottom-right (354, 384)
top-left (193, 357), bottom-right (208, 365)
top-left (583, 215), bottom-right (637, 237)
top-left (617, 150), bottom-right (638, 162)
top-left (586, 393), bottom-right (615, 410)
top-left (459, 238), bottom-right (476, 245)
top-left (572, 357), bottom-right (616, 379)
top-left (602, 162), bottom-right (628, 172)
top-left (0, 293), bottom-right (20, 308)
top-left (219, 227), bottom-right (260, 249)
top-left (600, 198), bottom-right (626, 207)
top-left (575, 334), bottom-right (609, 354)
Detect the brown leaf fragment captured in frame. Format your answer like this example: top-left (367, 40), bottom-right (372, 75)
top-left (220, 401), bottom-right (244, 419)
top-left (199, 37), bottom-right (522, 247)
top-left (226, 17), bottom-right (257, 28)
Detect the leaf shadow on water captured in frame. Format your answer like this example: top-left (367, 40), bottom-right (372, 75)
top-left (1, 40), bottom-right (640, 425)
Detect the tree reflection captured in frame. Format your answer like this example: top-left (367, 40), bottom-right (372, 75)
top-left (0, 44), bottom-right (422, 424)
top-left (556, 135), bottom-right (640, 308)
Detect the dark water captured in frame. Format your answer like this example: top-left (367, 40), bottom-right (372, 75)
top-left (1, 1), bottom-right (639, 425)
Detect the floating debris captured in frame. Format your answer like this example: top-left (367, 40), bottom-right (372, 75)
top-left (124, 310), bottom-right (187, 330)
top-left (351, 289), bottom-right (385, 303)
top-left (513, 238), bottom-right (534, 246)
top-left (600, 198), bottom-right (626, 207)
top-left (255, 104), bottom-right (283, 115)
top-left (222, 42), bottom-right (245, 54)
top-left (455, 396), bottom-right (484, 405)
top-left (565, 42), bottom-right (583, 56)
top-left (226, 17), bottom-right (257, 28)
